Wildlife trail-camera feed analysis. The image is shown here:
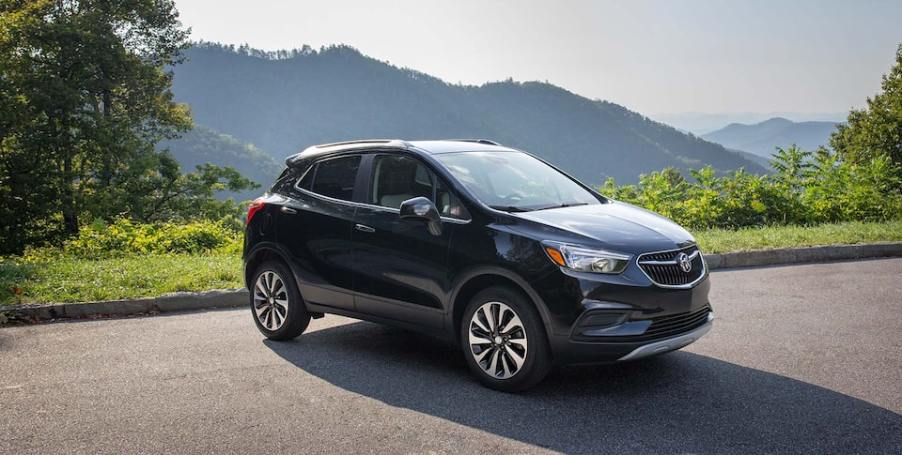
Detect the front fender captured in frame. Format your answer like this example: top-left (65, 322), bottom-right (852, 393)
top-left (447, 265), bottom-right (556, 342)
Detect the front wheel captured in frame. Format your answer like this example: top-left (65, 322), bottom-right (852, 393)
top-left (461, 286), bottom-right (551, 392)
top-left (250, 261), bottom-right (310, 340)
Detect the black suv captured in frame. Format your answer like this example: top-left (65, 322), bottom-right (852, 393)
top-left (244, 139), bottom-right (713, 391)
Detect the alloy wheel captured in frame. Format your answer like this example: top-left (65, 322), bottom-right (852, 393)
top-left (468, 301), bottom-right (528, 379)
top-left (253, 271), bottom-right (289, 331)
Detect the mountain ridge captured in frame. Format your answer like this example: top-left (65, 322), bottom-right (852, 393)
top-left (702, 117), bottom-right (839, 158)
top-left (169, 43), bottom-right (766, 185)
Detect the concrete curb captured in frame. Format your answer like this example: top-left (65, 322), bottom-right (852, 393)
top-left (3, 242), bottom-right (902, 324)
top-left (2, 288), bottom-right (248, 323)
top-left (704, 241), bottom-right (902, 270)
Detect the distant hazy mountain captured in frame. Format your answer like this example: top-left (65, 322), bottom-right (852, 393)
top-left (160, 125), bottom-right (282, 200)
top-left (702, 117), bottom-right (839, 158)
top-left (730, 148), bottom-right (773, 169)
top-left (169, 43), bottom-right (765, 185)
top-left (653, 112), bottom-right (845, 136)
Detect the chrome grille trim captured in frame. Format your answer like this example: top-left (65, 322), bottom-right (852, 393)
top-left (636, 245), bottom-right (707, 289)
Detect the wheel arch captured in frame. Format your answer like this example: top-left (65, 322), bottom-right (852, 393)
top-left (449, 267), bottom-right (554, 346)
top-left (244, 243), bottom-right (293, 290)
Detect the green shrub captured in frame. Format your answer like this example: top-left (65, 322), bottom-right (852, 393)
top-left (22, 219), bottom-right (242, 260)
top-left (602, 146), bottom-right (902, 229)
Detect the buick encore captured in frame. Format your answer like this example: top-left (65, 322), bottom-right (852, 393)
top-left (243, 139), bottom-right (713, 391)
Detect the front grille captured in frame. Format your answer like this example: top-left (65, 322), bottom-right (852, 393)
top-left (638, 245), bottom-right (705, 287)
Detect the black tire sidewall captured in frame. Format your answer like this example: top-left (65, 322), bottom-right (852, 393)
top-left (250, 261), bottom-right (310, 340)
top-left (460, 286), bottom-right (552, 392)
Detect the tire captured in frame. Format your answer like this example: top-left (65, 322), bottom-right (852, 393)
top-left (250, 261), bottom-right (310, 340)
top-left (460, 286), bottom-right (552, 392)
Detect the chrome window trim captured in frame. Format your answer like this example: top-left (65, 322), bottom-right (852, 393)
top-left (636, 245), bottom-right (707, 289)
top-left (292, 159), bottom-right (471, 225)
top-left (354, 201), bottom-right (472, 224)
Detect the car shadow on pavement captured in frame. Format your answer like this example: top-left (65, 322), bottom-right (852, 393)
top-left (265, 321), bottom-right (902, 454)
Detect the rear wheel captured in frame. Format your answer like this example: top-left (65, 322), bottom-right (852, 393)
top-left (250, 261), bottom-right (310, 340)
top-left (461, 286), bottom-right (551, 392)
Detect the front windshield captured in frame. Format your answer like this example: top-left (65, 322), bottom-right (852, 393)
top-left (435, 151), bottom-right (603, 211)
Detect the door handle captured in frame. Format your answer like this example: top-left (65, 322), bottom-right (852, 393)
top-left (355, 223), bottom-right (376, 233)
top-left (280, 206), bottom-right (298, 215)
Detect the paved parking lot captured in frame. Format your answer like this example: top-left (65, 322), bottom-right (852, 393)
top-left (2, 258), bottom-right (901, 454)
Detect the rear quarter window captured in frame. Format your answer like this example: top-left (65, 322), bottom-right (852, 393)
top-left (269, 167), bottom-right (296, 194)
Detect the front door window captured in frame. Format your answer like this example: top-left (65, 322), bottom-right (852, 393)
top-left (370, 155), bottom-right (466, 219)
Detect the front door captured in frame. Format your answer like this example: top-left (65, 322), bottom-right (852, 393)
top-left (351, 154), bottom-right (468, 329)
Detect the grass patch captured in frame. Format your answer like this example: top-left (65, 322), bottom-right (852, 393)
top-left (694, 221), bottom-right (902, 253)
top-left (1, 254), bottom-right (242, 306)
top-left (2, 221), bottom-right (900, 306)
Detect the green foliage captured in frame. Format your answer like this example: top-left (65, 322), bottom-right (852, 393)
top-left (22, 219), bottom-right (241, 260)
top-left (1, 0), bottom-right (191, 243)
top-left (161, 125), bottom-right (281, 201)
top-left (831, 44), bottom-right (902, 176)
top-left (118, 158), bottom-right (259, 226)
top-left (694, 221), bottom-right (902, 254)
top-left (602, 146), bottom-right (902, 229)
top-left (0, 1), bottom-right (257, 255)
top-left (2, 217), bottom-right (244, 305)
top-left (1, 253), bottom-right (242, 305)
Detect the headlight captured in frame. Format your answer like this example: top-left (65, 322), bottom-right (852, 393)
top-left (543, 242), bottom-right (631, 274)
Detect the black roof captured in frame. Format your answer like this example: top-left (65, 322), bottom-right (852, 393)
top-left (284, 139), bottom-right (514, 167)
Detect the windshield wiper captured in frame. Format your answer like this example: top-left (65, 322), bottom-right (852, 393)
top-left (532, 202), bottom-right (589, 211)
top-left (489, 205), bottom-right (532, 213)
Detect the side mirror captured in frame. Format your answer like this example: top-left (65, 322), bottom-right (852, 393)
top-left (399, 196), bottom-right (442, 236)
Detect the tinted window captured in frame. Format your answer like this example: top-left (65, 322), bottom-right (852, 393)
top-left (371, 155), bottom-right (467, 219)
top-left (306, 156), bottom-right (360, 201)
top-left (436, 151), bottom-right (601, 212)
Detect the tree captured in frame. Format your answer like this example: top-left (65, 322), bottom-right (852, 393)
top-left (831, 44), bottom-right (902, 177)
top-left (0, 0), bottom-right (213, 254)
top-left (124, 157), bottom-right (259, 225)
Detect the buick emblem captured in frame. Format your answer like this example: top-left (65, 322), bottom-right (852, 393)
top-left (677, 252), bottom-right (692, 273)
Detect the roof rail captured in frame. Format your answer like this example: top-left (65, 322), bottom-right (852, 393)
top-left (285, 139), bottom-right (410, 167)
top-left (446, 139), bottom-right (501, 146)
top-left (314, 139), bottom-right (396, 148)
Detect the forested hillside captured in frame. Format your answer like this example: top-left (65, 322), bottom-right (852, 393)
top-left (170, 43), bottom-right (766, 184)
top-left (161, 126), bottom-right (282, 200)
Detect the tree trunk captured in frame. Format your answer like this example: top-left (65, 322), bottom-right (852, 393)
top-left (61, 153), bottom-right (78, 234)
top-left (100, 89), bottom-right (113, 187)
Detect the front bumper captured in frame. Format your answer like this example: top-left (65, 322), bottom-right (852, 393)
top-left (538, 266), bottom-right (713, 365)
top-left (618, 313), bottom-right (713, 361)
top-left (549, 315), bottom-right (714, 365)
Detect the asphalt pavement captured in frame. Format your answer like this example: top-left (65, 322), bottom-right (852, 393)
top-left (2, 258), bottom-right (901, 454)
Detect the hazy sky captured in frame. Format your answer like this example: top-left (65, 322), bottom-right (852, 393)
top-left (174, 0), bottom-right (901, 116)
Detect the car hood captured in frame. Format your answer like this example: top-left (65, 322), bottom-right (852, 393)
top-left (509, 201), bottom-right (695, 254)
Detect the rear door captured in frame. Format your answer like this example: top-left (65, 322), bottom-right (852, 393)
top-left (350, 153), bottom-right (470, 329)
top-left (279, 154), bottom-right (363, 311)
